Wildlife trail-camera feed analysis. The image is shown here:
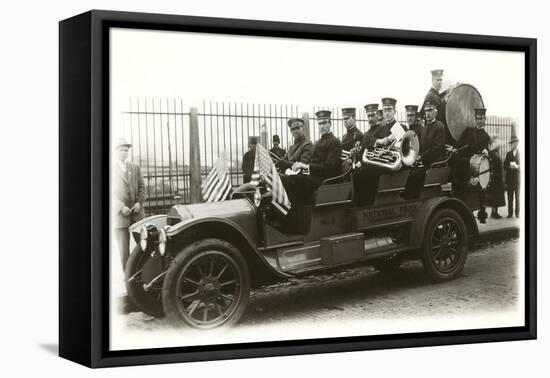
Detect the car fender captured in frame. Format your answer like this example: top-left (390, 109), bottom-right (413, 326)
top-left (166, 216), bottom-right (291, 282)
top-left (409, 196), bottom-right (478, 248)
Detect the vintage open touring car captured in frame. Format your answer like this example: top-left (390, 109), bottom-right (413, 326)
top-left (124, 85), bottom-right (487, 329)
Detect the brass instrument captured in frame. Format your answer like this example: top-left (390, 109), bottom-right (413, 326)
top-left (361, 130), bottom-right (419, 171)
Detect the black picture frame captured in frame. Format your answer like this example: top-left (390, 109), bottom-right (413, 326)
top-left (59, 9), bottom-right (537, 368)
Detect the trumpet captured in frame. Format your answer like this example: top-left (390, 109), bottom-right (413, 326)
top-left (362, 130), bottom-right (420, 171)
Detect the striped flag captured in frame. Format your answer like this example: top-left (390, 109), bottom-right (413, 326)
top-left (251, 144), bottom-right (291, 216)
top-left (201, 151), bottom-right (232, 202)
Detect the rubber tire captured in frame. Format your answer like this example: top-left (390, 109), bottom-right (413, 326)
top-left (162, 239), bottom-right (250, 329)
top-left (125, 246), bottom-right (165, 318)
top-left (421, 208), bottom-right (468, 282)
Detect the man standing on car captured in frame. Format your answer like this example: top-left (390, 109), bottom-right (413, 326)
top-left (281, 110), bottom-right (342, 205)
top-left (276, 118), bottom-right (313, 172)
top-left (113, 138), bottom-right (145, 270)
top-left (421, 69), bottom-right (446, 125)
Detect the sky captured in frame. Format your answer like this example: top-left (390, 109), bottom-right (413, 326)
top-left (110, 27), bottom-right (525, 131)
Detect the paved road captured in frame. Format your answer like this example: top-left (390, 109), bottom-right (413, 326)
top-left (119, 237), bottom-right (521, 336)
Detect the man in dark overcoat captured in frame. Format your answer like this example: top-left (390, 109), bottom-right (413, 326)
top-left (504, 133), bottom-right (520, 217)
top-left (242, 136), bottom-right (258, 183)
top-left (270, 134), bottom-right (286, 161)
top-left (113, 138), bottom-right (145, 270)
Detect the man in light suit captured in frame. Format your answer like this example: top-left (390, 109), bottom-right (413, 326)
top-left (113, 138), bottom-right (145, 270)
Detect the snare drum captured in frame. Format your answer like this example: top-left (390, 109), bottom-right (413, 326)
top-left (469, 154), bottom-right (491, 189)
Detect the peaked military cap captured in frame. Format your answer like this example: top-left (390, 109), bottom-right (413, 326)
top-left (249, 136), bottom-right (258, 145)
top-left (364, 103), bottom-right (379, 113)
top-left (272, 134), bottom-right (280, 143)
top-left (315, 110), bottom-right (332, 121)
top-left (405, 105), bottom-right (419, 113)
top-left (381, 97), bottom-right (397, 108)
top-left (424, 101), bottom-right (437, 111)
top-left (341, 107), bottom-right (356, 118)
top-left (474, 108), bottom-right (487, 118)
top-left (430, 69), bottom-right (444, 78)
top-left (287, 118), bottom-right (305, 128)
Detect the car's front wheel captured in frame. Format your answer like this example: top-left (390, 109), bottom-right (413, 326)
top-left (162, 239), bottom-right (250, 329)
top-left (125, 246), bottom-right (165, 317)
top-left (421, 208), bottom-right (468, 282)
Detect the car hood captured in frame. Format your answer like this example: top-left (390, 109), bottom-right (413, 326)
top-left (167, 198), bottom-right (256, 224)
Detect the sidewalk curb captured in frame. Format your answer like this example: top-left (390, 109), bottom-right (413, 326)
top-left (477, 226), bottom-right (520, 244)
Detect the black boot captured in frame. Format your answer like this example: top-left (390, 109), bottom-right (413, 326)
top-left (477, 208), bottom-right (487, 224)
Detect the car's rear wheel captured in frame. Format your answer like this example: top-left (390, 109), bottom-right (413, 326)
top-left (162, 239), bottom-right (250, 329)
top-left (421, 208), bottom-right (468, 282)
top-left (125, 246), bottom-right (165, 317)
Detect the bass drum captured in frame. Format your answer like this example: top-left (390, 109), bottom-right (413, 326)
top-left (469, 154), bottom-right (491, 189)
top-left (445, 84), bottom-right (485, 143)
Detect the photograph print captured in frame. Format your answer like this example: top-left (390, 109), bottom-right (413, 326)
top-left (109, 24), bottom-right (527, 351)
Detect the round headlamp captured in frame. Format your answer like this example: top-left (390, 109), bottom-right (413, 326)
top-left (159, 227), bottom-right (168, 256)
top-left (139, 225), bottom-right (148, 251)
top-left (253, 189), bottom-right (262, 207)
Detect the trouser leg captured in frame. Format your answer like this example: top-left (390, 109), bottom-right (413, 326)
top-left (116, 227), bottom-right (130, 271)
top-left (507, 190), bottom-right (514, 216)
top-left (515, 188), bottom-right (520, 217)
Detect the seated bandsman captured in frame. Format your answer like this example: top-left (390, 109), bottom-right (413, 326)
top-left (276, 118), bottom-right (314, 172)
top-left (376, 97), bottom-right (408, 148)
top-left (341, 107), bottom-right (363, 171)
top-left (401, 101), bottom-right (446, 199)
top-left (453, 107), bottom-right (491, 223)
top-left (281, 110), bottom-right (342, 206)
top-left (362, 103), bottom-right (390, 151)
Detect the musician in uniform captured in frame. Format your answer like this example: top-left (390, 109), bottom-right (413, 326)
top-left (281, 110), bottom-right (342, 206)
top-left (401, 101), bottom-right (446, 199)
top-left (353, 100), bottom-right (404, 206)
top-left (421, 69), bottom-right (446, 125)
top-left (270, 134), bottom-right (286, 161)
top-left (276, 118), bottom-right (313, 172)
top-left (362, 103), bottom-right (390, 151)
top-left (242, 136), bottom-right (258, 184)
top-left (504, 132), bottom-right (520, 218)
top-left (455, 108), bottom-right (491, 223)
top-left (379, 97), bottom-right (408, 146)
top-left (341, 107), bottom-right (363, 171)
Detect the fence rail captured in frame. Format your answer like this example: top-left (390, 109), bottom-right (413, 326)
top-left (120, 98), bottom-right (516, 214)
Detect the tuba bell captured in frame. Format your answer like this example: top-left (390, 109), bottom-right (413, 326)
top-left (362, 130), bottom-right (420, 171)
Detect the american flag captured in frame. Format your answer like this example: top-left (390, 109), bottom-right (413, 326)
top-left (250, 144), bottom-right (291, 216)
top-left (201, 151), bottom-right (232, 202)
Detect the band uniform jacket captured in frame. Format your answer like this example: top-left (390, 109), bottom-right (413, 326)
top-left (503, 150), bottom-right (520, 190)
top-left (341, 127), bottom-right (364, 151)
top-left (269, 146), bottom-right (286, 160)
top-left (362, 122), bottom-right (391, 151)
top-left (458, 127), bottom-right (490, 158)
top-left (421, 87), bottom-right (446, 125)
top-left (309, 132), bottom-right (343, 181)
top-left (276, 136), bottom-right (313, 170)
top-left (418, 119), bottom-right (446, 167)
top-left (113, 161), bottom-right (146, 228)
